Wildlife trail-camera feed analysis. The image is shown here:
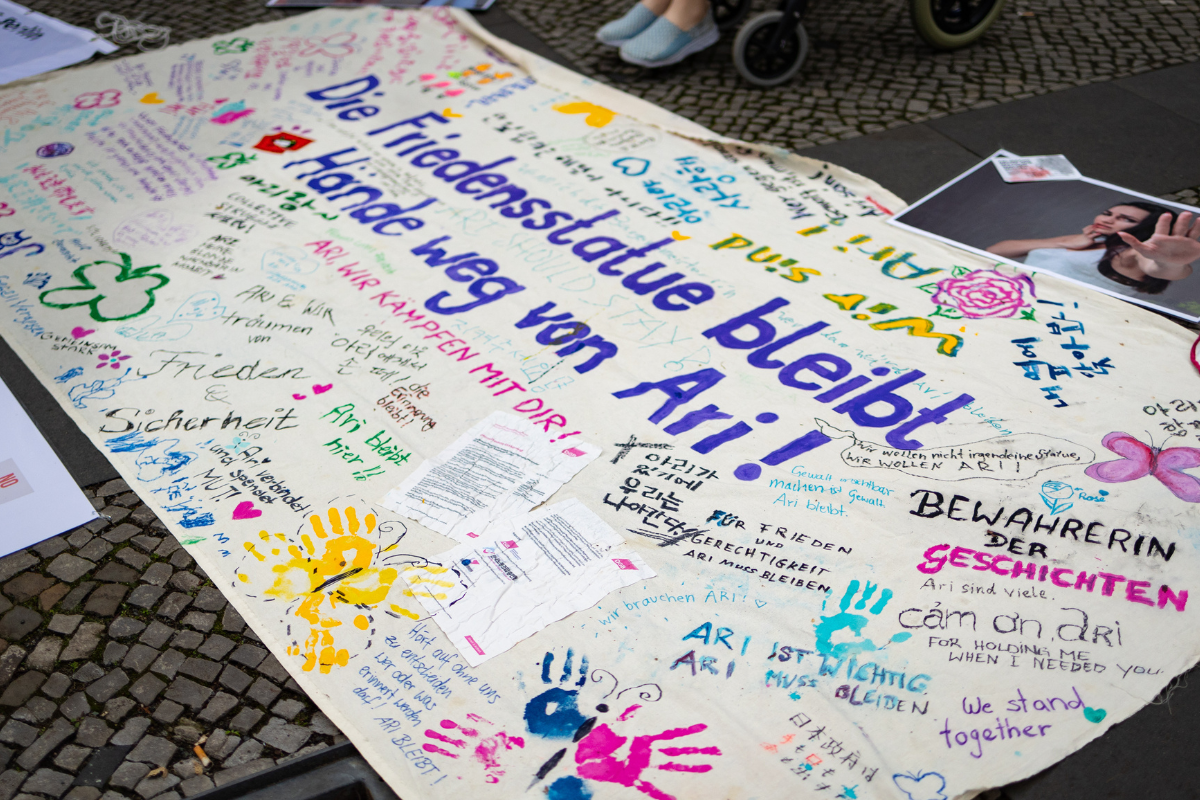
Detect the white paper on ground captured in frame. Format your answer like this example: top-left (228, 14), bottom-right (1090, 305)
top-left (0, 375), bottom-right (96, 550)
top-left (0, 0), bottom-right (117, 85)
top-left (993, 154), bottom-right (1082, 182)
top-left (380, 411), bottom-right (600, 542)
top-left (404, 498), bottom-right (654, 666)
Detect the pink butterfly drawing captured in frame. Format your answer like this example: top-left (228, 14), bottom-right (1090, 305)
top-left (1084, 431), bottom-right (1200, 502)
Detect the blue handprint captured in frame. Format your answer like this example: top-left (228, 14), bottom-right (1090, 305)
top-left (814, 580), bottom-right (911, 659)
top-left (524, 649), bottom-right (592, 740)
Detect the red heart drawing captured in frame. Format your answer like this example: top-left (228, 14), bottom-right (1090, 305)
top-left (71, 327), bottom-right (95, 339)
top-left (232, 501), bottom-right (262, 520)
top-left (312, 383), bottom-right (332, 394)
top-left (292, 393), bottom-right (307, 400)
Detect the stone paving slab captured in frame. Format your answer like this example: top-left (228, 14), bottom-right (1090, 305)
top-left (925, 80), bottom-right (1200, 195)
top-left (1116, 61), bottom-right (1200, 126)
top-left (798, 121), bottom-right (983, 201)
top-left (0, 480), bottom-right (346, 800)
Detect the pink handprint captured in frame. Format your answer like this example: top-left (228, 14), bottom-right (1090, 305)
top-left (574, 710), bottom-right (721, 800)
top-left (423, 714), bottom-right (525, 784)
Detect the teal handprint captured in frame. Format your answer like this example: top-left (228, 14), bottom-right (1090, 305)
top-left (814, 580), bottom-right (911, 659)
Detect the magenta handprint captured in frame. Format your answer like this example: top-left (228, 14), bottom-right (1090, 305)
top-left (573, 714), bottom-right (721, 800)
top-left (423, 714), bottom-right (525, 784)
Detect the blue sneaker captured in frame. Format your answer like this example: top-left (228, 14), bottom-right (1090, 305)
top-left (596, 4), bottom-right (658, 47)
top-left (619, 9), bottom-right (718, 67)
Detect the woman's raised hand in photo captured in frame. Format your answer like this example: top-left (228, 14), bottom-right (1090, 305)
top-left (1058, 224), bottom-right (1101, 250)
top-left (1119, 211), bottom-right (1200, 268)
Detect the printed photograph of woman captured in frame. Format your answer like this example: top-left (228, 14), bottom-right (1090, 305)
top-left (986, 203), bottom-right (1200, 296)
top-left (891, 153), bottom-right (1200, 320)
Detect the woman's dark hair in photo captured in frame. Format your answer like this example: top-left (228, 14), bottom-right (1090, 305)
top-left (1098, 200), bottom-right (1175, 295)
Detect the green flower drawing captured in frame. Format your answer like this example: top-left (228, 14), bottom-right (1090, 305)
top-left (40, 253), bottom-right (170, 322)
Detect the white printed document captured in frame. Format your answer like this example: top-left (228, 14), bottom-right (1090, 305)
top-left (380, 411), bottom-right (600, 541)
top-left (403, 499), bottom-right (654, 666)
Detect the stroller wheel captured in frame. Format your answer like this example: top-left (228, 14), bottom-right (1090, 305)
top-left (733, 11), bottom-right (809, 87)
top-left (910, 0), bottom-right (1006, 48)
top-left (713, 0), bottom-right (752, 31)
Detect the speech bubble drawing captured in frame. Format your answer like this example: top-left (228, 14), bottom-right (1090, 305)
top-left (815, 419), bottom-right (1094, 482)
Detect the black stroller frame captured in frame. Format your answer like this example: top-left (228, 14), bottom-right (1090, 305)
top-left (713, 0), bottom-right (1007, 86)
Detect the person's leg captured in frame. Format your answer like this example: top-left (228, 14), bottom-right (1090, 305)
top-left (662, 0), bottom-right (710, 31)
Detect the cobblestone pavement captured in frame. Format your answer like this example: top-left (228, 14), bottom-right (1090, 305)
top-left (1162, 187), bottom-right (1200, 205)
top-left (0, 479), bottom-right (346, 800)
top-left (504, 0), bottom-right (1200, 149)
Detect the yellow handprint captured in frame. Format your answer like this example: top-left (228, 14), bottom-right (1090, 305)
top-left (235, 505), bottom-right (428, 674)
top-left (400, 562), bottom-right (456, 602)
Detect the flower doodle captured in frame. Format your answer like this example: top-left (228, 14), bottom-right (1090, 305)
top-left (423, 714), bottom-right (525, 784)
top-left (814, 580), bottom-right (911, 659)
top-left (39, 253), bottom-right (169, 322)
top-left (930, 269), bottom-right (1035, 319)
top-left (96, 350), bottom-right (130, 369)
top-left (234, 505), bottom-right (431, 673)
top-left (1039, 480), bottom-right (1075, 515)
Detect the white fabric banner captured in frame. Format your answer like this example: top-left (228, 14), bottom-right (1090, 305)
top-left (0, 9), bottom-right (1197, 800)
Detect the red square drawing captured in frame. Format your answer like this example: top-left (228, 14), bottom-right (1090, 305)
top-left (253, 132), bottom-right (314, 154)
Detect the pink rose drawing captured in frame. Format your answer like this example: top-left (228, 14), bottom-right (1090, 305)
top-left (931, 269), bottom-right (1035, 319)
